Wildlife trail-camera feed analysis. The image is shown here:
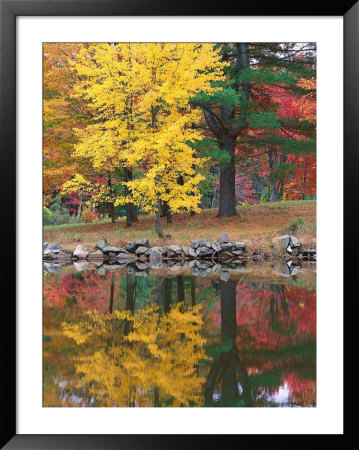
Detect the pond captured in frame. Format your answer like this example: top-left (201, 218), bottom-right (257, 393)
top-left (43, 261), bottom-right (316, 407)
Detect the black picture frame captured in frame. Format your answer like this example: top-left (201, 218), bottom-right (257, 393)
top-left (1, 0), bottom-right (356, 448)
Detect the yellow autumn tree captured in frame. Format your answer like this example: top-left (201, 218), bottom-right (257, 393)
top-left (71, 43), bottom-right (227, 235)
top-left (62, 303), bottom-right (210, 407)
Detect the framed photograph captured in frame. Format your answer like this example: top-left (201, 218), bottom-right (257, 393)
top-left (1, 0), bottom-right (355, 448)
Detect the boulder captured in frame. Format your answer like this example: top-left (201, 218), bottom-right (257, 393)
top-left (199, 238), bottom-right (211, 248)
top-left (220, 251), bottom-right (234, 260)
top-left (125, 242), bottom-right (137, 253)
top-left (95, 239), bottom-right (107, 251)
top-left (135, 261), bottom-right (149, 271)
top-left (196, 246), bottom-right (213, 257)
top-left (190, 240), bottom-right (200, 249)
top-left (102, 246), bottom-right (122, 254)
top-left (181, 245), bottom-right (191, 257)
top-left (73, 245), bottom-right (89, 259)
top-left (272, 235), bottom-right (290, 251)
top-left (116, 252), bottom-right (138, 263)
top-left (231, 249), bottom-right (245, 257)
top-left (88, 250), bottom-right (104, 260)
top-left (56, 251), bottom-right (72, 263)
top-left (220, 242), bottom-right (236, 252)
top-left (289, 235), bottom-right (301, 248)
top-left (218, 233), bottom-right (229, 244)
top-left (210, 241), bottom-right (221, 252)
top-left (43, 242), bottom-right (49, 252)
top-left (43, 242), bottom-right (62, 255)
top-left (135, 238), bottom-right (150, 248)
top-left (188, 248), bottom-right (197, 258)
top-left (148, 249), bottom-right (163, 263)
top-left (43, 262), bottom-right (62, 273)
top-left (234, 241), bottom-right (246, 251)
top-left (167, 244), bottom-right (182, 256)
top-left (97, 266), bottom-right (107, 275)
top-left (73, 260), bottom-right (89, 272)
top-left (150, 246), bottom-right (165, 253)
top-left (220, 270), bottom-right (230, 282)
top-left (135, 246), bottom-right (149, 255)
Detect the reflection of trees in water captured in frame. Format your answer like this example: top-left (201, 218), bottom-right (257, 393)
top-left (44, 271), bottom-right (315, 407)
top-left (205, 280), bottom-right (252, 407)
top-left (62, 273), bottom-right (209, 407)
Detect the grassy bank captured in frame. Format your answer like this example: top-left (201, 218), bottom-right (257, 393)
top-left (43, 200), bottom-right (316, 252)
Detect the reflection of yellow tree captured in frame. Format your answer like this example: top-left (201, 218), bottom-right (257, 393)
top-left (62, 303), bottom-right (210, 407)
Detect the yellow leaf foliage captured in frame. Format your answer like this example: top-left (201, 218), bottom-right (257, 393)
top-left (62, 303), bottom-right (211, 407)
top-left (71, 43), bottom-right (227, 213)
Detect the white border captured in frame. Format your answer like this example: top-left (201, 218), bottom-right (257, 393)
top-left (17, 16), bottom-right (343, 434)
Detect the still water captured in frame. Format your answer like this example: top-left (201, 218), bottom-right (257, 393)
top-left (43, 262), bottom-right (316, 407)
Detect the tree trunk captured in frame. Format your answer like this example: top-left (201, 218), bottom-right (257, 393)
top-left (218, 137), bottom-right (237, 217)
top-left (109, 272), bottom-right (115, 314)
top-left (176, 275), bottom-right (185, 303)
top-left (161, 201), bottom-right (172, 223)
top-left (124, 273), bottom-right (137, 336)
top-left (107, 177), bottom-right (116, 223)
top-left (124, 168), bottom-right (137, 227)
top-left (110, 202), bottom-right (116, 223)
top-left (163, 277), bottom-right (172, 314)
top-left (191, 276), bottom-right (196, 306)
top-left (155, 199), bottom-right (165, 240)
top-left (77, 194), bottom-right (83, 220)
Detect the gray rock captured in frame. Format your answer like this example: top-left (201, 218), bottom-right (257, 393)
top-left (43, 242), bottom-right (62, 254)
top-left (199, 238), bottom-right (211, 248)
top-left (220, 251), bottom-right (234, 260)
top-left (234, 241), bottom-right (246, 251)
top-left (188, 247), bottom-right (197, 258)
top-left (135, 246), bottom-right (149, 255)
top-left (73, 245), bottom-right (89, 259)
top-left (167, 244), bottom-right (182, 255)
top-left (195, 260), bottom-right (212, 269)
top-left (103, 264), bottom-right (121, 271)
top-left (135, 262), bottom-right (148, 271)
top-left (220, 270), bottom-right (230, 282)
top-left (210, 241), bottom-right (221, 252)
top-left (196, 246), bottom-right (213, 257)
top-left (95, 239), bottom-right (107, 251)
top-left (102, 246), bottom-right (121, 254)
top-left (43, 262), bottom-right (62, 273)
top-left (231, 249), bottom-right (245, 257)
top-left (148, 260), bottom-right (164, 268)
top-left (190, 240), bottom-right (200, 249)
top-left (125, 242), bottom-right (137, 253)
top-left (147, 249), bottom-right (163, 263)
top-left (88, 249), bottom-right (104, 260)
top-left (73, 260), bottom-right (89, 271)
top-left (57, 251), bottom-right (72, 263)
top-left (116, 252), bottom-right (138, 262)
top-left (289, 235), bottom-right (301, 248)
top-left (134, 238), bottom-right (150, 248)
top-left (219, 233), bottom-right (229, 244)
top-left (97, 266), bottom-right (107, 275)
top-left (181, 245), bottom-right (191, 257)
top-left (220, 242), bottom-right (236, 252)
top-left (43, 242), bottom-right (49, 252)
top-left (91, 260), bottom-right (104, 267)
top-left (272, 235), bottom-right (290, 251)
top-left (149, 246), bottom-right (165, 253)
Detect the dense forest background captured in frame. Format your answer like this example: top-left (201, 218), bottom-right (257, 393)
top-left (43, 42), bottom-right (316, 234)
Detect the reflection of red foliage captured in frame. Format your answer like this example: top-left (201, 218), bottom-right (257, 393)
top-left (43, 272), bottom-right (117, 312)
top-left (281, 373), bottom-right (316, 407)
